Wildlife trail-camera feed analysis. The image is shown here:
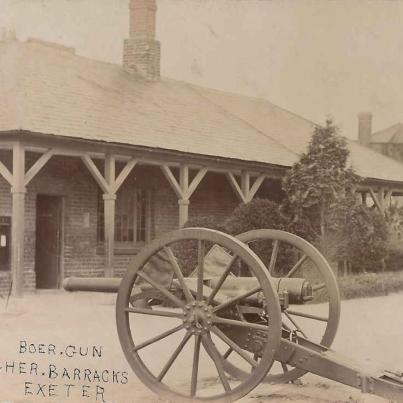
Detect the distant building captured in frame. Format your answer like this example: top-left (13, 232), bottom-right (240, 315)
top-left (1, 0), bottom-right (403, 296)
top-left (359, 112), bottom-right (403, 163)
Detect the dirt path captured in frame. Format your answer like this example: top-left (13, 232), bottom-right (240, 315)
top-left (0, 291), bottom-right (402, 403)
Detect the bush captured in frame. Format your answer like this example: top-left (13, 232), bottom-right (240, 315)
top-left (385, 246), bottom-right (403, 272)
top-left (224, 198), bottom-right (286, 235)
top-left (173, 200), bottom-right (293, 276)
top-left (338, 271), bottom-right (403, 300)
top-left (224, 199), bottom-right (297, 275)
top-left (344, 205), bottom-right (388, 273)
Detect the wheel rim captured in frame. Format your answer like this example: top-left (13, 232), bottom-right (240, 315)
top-left (116, 228), bottom-right (282, 402)
top-left (222, 229), bottom-right (341, 384)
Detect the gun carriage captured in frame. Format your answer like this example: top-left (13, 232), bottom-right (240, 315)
top-left (64, 228), bottom-right (403, 402)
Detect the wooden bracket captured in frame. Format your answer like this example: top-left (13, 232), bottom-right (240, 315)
top-left (226, 171), bottom-right (266, 203)
top-left (81, 155), bottom-right (110, 193)
top-left (161, 164), bottom-right (208, 227)
top-left (0, 160), bottom-right (13, 185)
top-left (161, 165), bottom-right (207, 200)
top-left (24, 149), bottom-right (54, 186)
top-left (161, 165), bottom-right (184, 199)
top-left (226, 172), bottom-right (247, 203)
top-left (113, 159), bottom-right (137, 193)
top-left (368, 188), bottom-right (384, 214)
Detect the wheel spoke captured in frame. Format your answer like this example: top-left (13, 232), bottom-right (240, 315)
top-left (197, 240), bottom-right (205, 301)
top-left (312, 282), bottom-right (326, 292)
top-left (286, 309), bottom-right (328, 323)
top-left (125, 307), bottom-right (183, 319)
top-left (283, 311), bottom-right (308, 339)
top-left (164, 246), bottom-right (194, 303)
top-left (213, 286), bottom-right (262, 313)
top-left (223, 347), bottom-right (233, 360)
top-left (211, 326), bottom-right (258, 368)
top-left (190, 335), bottom-right (202, 397)
top-left (136, 270), bottom-right (185, 308)
top-left (206, 254), bottom-right (237, 305)
top-left (268, 240), bottom-right (280, 275)
top-left (286, 254), bottom-right (308, 278)
top-left (157, 331), bottom-right (192, 381)
top-left (202, 336), bottom-right (231, 392)
top-left (133, 324), bottom-right (186, 352)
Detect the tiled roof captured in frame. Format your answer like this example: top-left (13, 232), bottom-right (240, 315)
top-left (0, 39), bottom-right (297, 168)
top-left (200, 87), bottom-right (403, 183)
top-left (1, 38), bottom-right (403, 184)
top-left (371, 123), bottom-right (403, 144)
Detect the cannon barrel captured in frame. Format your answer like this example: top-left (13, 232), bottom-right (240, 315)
top-left (63, 275), bottom-right (312, 304)
top-left (63, 277), bottom-right (121, 293)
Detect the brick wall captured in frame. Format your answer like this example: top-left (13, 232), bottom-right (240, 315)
top-left (189, 172), bottom-right (239, 222)
top-left (123, 0), bottom-right (160, 80)
top-left (0, 154), bottom-right (254, 295)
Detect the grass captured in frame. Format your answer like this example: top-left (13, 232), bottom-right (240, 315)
top-left (337, 270), bottom-right (403, 300)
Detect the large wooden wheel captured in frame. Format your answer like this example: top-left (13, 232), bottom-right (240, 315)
top-left (221, 229), bottom-right (341, 384)
top-left (116, 228), bottom-right (282, 402)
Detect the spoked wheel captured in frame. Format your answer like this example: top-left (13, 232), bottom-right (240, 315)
top-left (116, 228), bottom-right (282, 402)
top-left (221, 229), bottom-right (341, 384)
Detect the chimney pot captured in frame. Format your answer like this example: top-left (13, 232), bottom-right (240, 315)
top-left (358, 112), bottom-right (373, 146)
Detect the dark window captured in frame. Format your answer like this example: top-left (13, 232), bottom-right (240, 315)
top-left (0, 216), bottom-right (11, 271)
top-left (98, 189), bottom-right (151, 245)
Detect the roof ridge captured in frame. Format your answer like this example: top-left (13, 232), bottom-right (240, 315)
top-left (180, 80), bottom-right (320, 128)
top-left (372, 121), bottom-right (402, 137)
top-left (185, 83), bottom-right (299, 158)
top-left (21, 38), bottom-right (122, 70)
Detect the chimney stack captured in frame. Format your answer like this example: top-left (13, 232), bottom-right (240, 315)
top-left (358, 112), bottom-right (373, 146)
top-left (123, 0), bottom-right (160, 80)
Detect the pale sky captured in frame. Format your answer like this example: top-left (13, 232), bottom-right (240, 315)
top-left (1, 0), bottom-right (403, 139)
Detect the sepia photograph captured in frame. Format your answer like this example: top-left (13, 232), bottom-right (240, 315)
top-left (0, 0), bottom-right (403, 402)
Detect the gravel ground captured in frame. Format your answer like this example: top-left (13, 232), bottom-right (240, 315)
top-left (0, 291), bottom-right (402, 403)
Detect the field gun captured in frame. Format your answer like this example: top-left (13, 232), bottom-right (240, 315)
top-left (64, 228), bottom-right (403, 402)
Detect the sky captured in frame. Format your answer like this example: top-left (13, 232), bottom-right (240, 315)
top-left (1, 0), bottom-right (403, 139)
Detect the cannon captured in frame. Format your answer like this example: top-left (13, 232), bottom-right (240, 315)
top-left (64, 228), bottom-right (403, 402)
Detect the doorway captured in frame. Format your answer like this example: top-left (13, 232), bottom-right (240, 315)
top-left (35, 195), bottom-right (63, 289)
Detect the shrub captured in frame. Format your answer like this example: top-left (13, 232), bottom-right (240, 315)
top-left (385, 246), bottom-right (403, 272)
top-left (223, 199), bottom-right (297, 275)
top-left (224, 198), bottom-right (286, 235)
top-left (344, 205), bottom-right (388, 273)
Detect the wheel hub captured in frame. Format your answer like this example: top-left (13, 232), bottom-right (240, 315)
top-left (183, 300), bottom-right (214, 334)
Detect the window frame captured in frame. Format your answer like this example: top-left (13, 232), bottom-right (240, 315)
top-left (97, 187), bottom-right (152, 251)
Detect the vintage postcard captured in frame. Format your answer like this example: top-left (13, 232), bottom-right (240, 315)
top-left (0, 1), bottom-right (402, 402)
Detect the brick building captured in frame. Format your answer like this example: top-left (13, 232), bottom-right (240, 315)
top-left (2, 0), bottom-right (403, 296)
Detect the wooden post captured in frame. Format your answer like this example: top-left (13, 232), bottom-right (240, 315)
top-left (178, 165), bottom-right (190, 227)
top-left (378, 187), bottom-right (386, 212)
top-left (385, 189), bottom-right (393, 209)
top-left (241, 170), bottom-right (250, 202)
top-left (81, 153), bottom-right (137, 276)
top-left (104, 154), bottom-right (116, 277)
top-left (103, 194), bottom-right (116, 277)
top-left (178, 199), bottom-right (190, 227)
top-left (11, 142), bottom-right (26, 297)
top-left (161, 164), bottom-right (207, 228)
